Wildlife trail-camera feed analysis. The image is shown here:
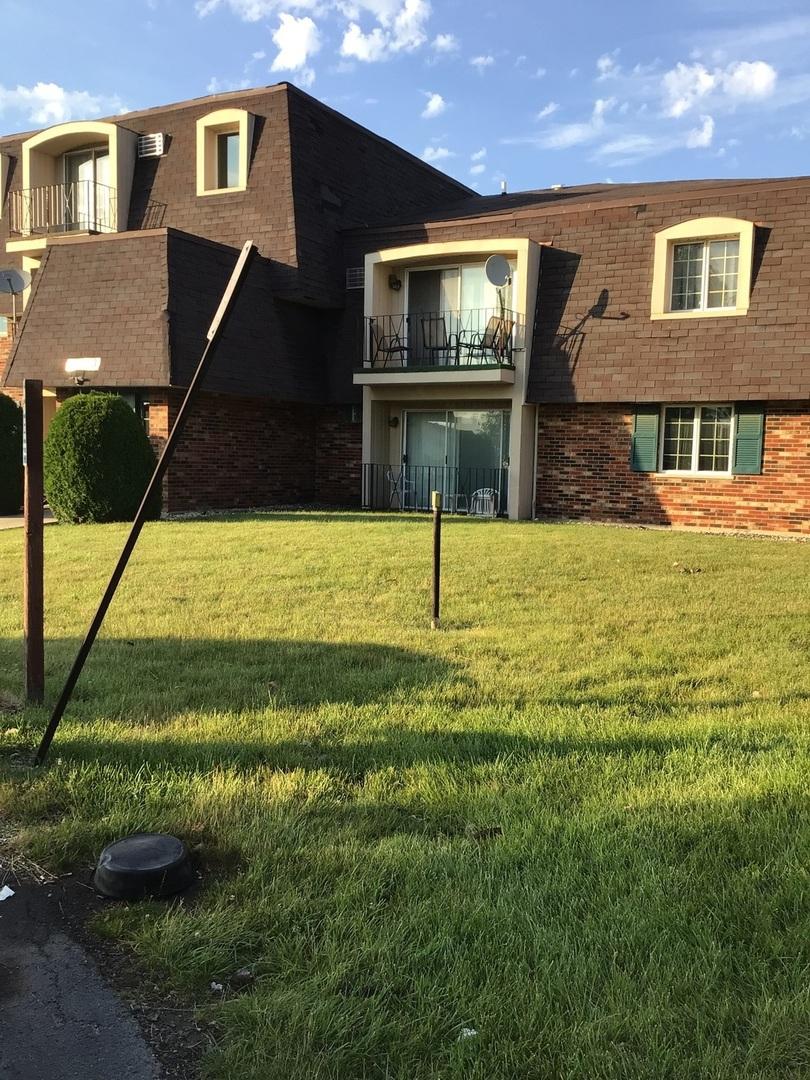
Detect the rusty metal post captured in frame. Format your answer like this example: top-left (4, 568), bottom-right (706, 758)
top-left (23, 378), bottom-right (44, 703)
top-left (431, 490), bottom-right (442, 630)
top-left (33, 241), bottom-right (257, 766)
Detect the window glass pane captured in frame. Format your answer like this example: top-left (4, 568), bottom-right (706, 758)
top-left (671, 243), bottom-right (704, 310)
top-left (706, 239), bottom-right (739, 309)
top-left (697, 406), bottom-right (732, 471)
top-left (216, 132), bottom-right (240, 188)
top-left (662, 407), bottom-right (695, 470)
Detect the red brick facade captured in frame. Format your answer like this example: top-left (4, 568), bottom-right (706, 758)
top-left (0, 329), bottom-right (21, 404)
top-left (536, 403), bottom-right (810, 534)
top-left (314, 407), bottom-right (362, 507)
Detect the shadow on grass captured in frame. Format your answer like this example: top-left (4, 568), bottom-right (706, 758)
top-left (0, 636), bottom-right (457, 718)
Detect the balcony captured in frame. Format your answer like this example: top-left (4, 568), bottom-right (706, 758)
top-left (8, 181), bottom-right (117, 238)
top-left (354, 307), bottom-right (522, 386)
top-left (362, 463), bottom-right (509, 515)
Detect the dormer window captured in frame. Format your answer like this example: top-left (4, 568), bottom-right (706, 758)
top-left (196, 108), bottom-right (254, 196)
top-left (651, 217), bottom-right (755, 320)
top-left (671, 237), bottom-right (739, 312)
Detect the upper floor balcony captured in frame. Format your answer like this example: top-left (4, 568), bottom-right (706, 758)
top-left (5, 120), bottom-right (138, 255)
top-left (353, 239), bottom-right (540, 390)
top-left (9, 180), bottom-right (117, 238)
top-left (357, 306), bottom-right (523, 386)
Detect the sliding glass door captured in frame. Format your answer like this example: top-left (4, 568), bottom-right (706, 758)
top-left (64, 148), bottom-right (112, 232)
top-left (403, 408), bottom-right (510, 512)
top-left (405, 265), bottom-right (514, 365)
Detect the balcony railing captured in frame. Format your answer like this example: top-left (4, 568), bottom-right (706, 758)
top-left (362, 463), bottom-right (508, 516)
top-left (364, 308), bottom-right (522, 369)
top-left (8, 181), bottom-right (117, 237)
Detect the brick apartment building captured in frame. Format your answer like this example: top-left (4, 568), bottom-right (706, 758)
top-left (2, 84), bottom-right (809, 533)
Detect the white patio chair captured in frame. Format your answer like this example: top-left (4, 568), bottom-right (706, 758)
top-left (469, 487), bottom-right (498, 517)
top-left (386, 468), bottom-right (416, 509)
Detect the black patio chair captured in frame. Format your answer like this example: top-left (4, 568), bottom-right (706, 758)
top-left (368, 318), bottom-right (408, 367)
top-left (457, 314), bottom-right (515, 364)
top-left (420, 315), bottom-right (456, 366)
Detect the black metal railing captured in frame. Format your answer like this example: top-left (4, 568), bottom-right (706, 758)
top-left (365, 308), bottom-right (523, 369)
top-left (9, 181), bottom-right (117, 237)
top-left (362, 463), bottom-right (508, 516)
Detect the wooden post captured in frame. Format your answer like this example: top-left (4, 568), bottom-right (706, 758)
top-left (431, 490), bottom-right (442, 630)
top-left (23, 378), bottom-right (44, 704)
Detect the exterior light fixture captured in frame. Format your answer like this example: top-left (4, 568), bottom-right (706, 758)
top-left (65, 357), bottom-right (101, 387)
top-left (388, 415), bottom-right (400, 428)
top-left (388, 274), bottom-right (402, 292)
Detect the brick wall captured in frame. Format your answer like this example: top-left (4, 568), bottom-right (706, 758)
top-left (0, 330), bottom-right (20, 402)
top-left (162, 389), bottom-right (318, 513)
top-left (536, 402), bottom-right (810, 534)
top-left (314, 406), bottom-right (362, 506)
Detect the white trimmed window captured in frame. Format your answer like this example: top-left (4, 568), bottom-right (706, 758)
top-left (651, 217), bottom-right (754, 320)
top-left (660, 405), bottom-right (734, 474)
top-left (196, 109), bottom-right (254, 196)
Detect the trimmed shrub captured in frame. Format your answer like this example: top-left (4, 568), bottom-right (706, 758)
top-left (44, 393), bottom-right (160, 524)
top-left (0, 394), bottom-right (23, 514)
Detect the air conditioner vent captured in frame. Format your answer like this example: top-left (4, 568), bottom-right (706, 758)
top-left (138, 133), bottom-right (165, 158)
top-left (345, 267), bottom-right (364, 290)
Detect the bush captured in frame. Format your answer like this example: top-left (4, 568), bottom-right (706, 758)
top-left (44, 393), bottom-right (160, 524)
top-left (0, 394), bottom-right (23, 514)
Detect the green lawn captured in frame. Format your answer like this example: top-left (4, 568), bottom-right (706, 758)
top-left (2, 512), bottom-right (810, 1079)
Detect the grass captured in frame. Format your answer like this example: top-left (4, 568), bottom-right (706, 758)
top-left (2, 511), bottom-right (810, 1079)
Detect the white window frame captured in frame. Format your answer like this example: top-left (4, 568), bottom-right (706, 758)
top-left (669, 237), bottom-right (739, 314)
top-left (658, 403), bottom-right (736, 477)
top-left (650, 217), bottom-right (755, 321)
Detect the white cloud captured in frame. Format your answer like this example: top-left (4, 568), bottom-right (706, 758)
top-left (530, 66), bottom-right (547, 79)
top-left (421, 91), bottom-right (446, 118)
top-left (431, 32), bottom-right (458, 52)
top-left (470, 55), bottom-right (494, 72)
top-left (471, 146), bottom-right (486, 160)
top-left (341, 22), bottom-right (388, 61)
top-left (596, 51), bottom-right (620, 80)
top-left (422, 145), bottom-right (454, 162)
top-left (722, 60), bottom-right (777, 100)
top-left (340, 0), bottom-right (431, 61)
top-left (510, 97), bottom-right (614, 150)
top-left (0, 82), bottom-right (125, 125)
top-left (686, 114), bottom-right (714, 148)
top-left (270, 13), bottom-right (321, 84)
top-left (536, 101), bottom-right (559, 120)
top-left (196, 0), bottom-right (317, 18)
top-left (662, 59), bottom-right (777, 117)
top-left (469, 162), bottom-right (485, 175)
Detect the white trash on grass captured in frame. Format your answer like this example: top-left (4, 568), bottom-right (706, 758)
top-left (0, 885), bottom-right (15, 901)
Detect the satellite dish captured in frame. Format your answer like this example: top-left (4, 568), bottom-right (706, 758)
top-left (0, 268), bottom-right (31, 295)
top-left (485, 254), bottom-right (511, 289)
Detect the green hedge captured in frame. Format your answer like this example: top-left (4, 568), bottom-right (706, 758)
top-left (0, 394), bottom-right (23, 514)
top-left (44, 393), bottom-right (160, 524)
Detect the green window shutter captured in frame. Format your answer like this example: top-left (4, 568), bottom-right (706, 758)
top-left (630, 406), bottom-right (660, 472)
top-left (733, 406), bottom-right (765, 475)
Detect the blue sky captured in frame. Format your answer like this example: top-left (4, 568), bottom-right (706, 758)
top-left (2, 0), bottom-right (810, 194)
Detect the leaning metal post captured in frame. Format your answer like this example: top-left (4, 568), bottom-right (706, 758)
top-left (33, 240), bottom-right (258, 766)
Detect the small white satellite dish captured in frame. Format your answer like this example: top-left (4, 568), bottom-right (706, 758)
top-left (0, 268), bottom-right (31, 295)
top-left (485, 254), bottom-right (511, 289)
